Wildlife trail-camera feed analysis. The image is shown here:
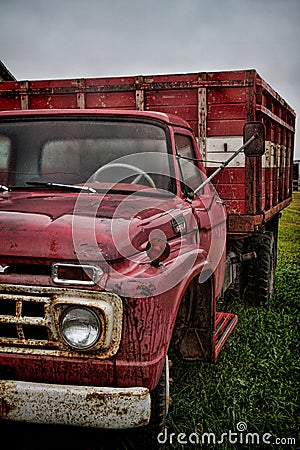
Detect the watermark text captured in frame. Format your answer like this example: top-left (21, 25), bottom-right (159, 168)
top-left (157, 422), bottom-right (296, 446)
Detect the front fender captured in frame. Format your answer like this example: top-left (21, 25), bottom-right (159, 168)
top-left (114, 251), bottom-right (220, 390)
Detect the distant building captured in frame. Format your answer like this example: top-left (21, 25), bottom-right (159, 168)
top-left (293, 160), bottom-right (300, 192)
top-left (0, 60), bottom-right (16, 81)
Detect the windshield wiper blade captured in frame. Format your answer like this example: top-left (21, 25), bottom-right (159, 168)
top-left (95, 187), bottom-right (175, 198)
top-left (26, 181), bottom-right (96, 193)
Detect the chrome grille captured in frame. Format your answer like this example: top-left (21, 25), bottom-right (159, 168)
top-left (0, 293), bottom-right (57, 348)
top-left (0, 284), bottom-right (123, 360)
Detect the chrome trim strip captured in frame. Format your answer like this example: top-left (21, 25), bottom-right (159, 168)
top-left (51, 263), bottom-right (103, 286)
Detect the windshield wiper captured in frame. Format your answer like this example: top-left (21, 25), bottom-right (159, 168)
top-left (95, 187), bottom-right (175, 198)
top-left (26, 182), bottom-right (174, 198)
top-left (26, 181), bottom-right (96, 193)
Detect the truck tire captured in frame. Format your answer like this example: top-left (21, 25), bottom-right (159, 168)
top-left (224, 238), bottom-right (246, 303)
top-left (129, 358), bottom-right (169, 450)
top-left (245, 231), bottom-right (276, 305)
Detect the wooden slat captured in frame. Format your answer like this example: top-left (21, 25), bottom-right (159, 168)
top-left (257, 105), bottom-right (295, 132)
top-left (85, 91), bottom-right (136, 109)
top-left (30, 95), bottom-right (77, 109)
top-left (146, 89), bottom-right (197, 107)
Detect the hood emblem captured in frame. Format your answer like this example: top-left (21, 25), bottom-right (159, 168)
top-left (0, 265), bottom-right (9, 274)
top-left (171, 216), bottom-right (186, 234)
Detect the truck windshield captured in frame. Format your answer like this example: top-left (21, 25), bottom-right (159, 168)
top-left (0, 118), bottom-right (173, 192)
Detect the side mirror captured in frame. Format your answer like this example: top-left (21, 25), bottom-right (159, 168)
top-left (243, 121), bottom-right (265, 157)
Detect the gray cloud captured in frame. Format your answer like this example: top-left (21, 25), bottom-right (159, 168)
top-left (1, 0), bottom-right (299, 156)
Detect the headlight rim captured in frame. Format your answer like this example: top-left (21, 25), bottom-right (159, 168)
top-left (52, 292), bottom-right (123, 358)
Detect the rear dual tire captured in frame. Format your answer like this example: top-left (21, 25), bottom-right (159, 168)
top-left (245, 231), bottom-right (276, 305)
top-left (225, 216), bottom-right (279, 306)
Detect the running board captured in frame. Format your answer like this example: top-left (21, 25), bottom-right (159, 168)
top-left (213, 312), bottom-right (238, 362)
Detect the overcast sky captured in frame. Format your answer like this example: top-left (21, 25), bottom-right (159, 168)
top-left (1, 0), bottom-right (299, 157)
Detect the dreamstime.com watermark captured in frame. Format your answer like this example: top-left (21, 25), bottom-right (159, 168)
top-left (157, 422), bottom-right (296, 446)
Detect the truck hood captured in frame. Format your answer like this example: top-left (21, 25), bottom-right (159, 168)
top-left (0, 190), bottom-right (190, 262)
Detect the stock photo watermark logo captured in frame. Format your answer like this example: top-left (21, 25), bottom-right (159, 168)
top-left (72, 152), bottom-right (226, 297)
top-left (157, 422), bottom-right (296, 446)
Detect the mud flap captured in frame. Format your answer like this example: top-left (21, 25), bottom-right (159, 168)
top-left (173, 277), bottom-right (238, 363)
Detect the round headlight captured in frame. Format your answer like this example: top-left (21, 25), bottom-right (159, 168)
top-left (60, 306), bottom-right (101, 350)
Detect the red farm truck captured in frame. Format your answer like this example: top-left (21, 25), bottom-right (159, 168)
top-left (0, 69), bottom-right (296, 448)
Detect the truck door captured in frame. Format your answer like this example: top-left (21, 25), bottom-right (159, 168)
top-left (174, 131), bottom-right (236, 363)
top-left (174, 131), bottom-right (227, 269)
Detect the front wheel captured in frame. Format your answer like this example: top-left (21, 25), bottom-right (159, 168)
top-left (128, 358), bottom-right (169, 450)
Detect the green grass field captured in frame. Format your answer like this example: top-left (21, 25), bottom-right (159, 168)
top-left (167, 193), bottom-right (300, 449)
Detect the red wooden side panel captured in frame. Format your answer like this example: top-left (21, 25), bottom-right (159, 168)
top-left (0, 81), bottom-right (22, 109)
top-left (207, 167), bottom-right (246, 215)
top-left (0, 69), bottom-right (295, 233)
top-left (85, 91), bottom-right (136, 109)
top-left (204, 71), bottom-right (295, 231)
top-left (31, 94), bottom-right (78, 109)
top-left (207, 87), bottom-right (247, 137)
top-left (145, 88), bottom-right (198, 134)
top-left (0, 96), bottom-right (21, 110)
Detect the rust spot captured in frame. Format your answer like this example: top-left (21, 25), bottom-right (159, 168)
top-left (135, 283), bottom-right (156, 297)
top-left (0, 395), bottom-right (14, 416)
top-left (50, 239), bottom-right (59, 255)
top-left (86, 392), bottom-right (107, 402)
top-left (136, 416), bottom-right (149, 426)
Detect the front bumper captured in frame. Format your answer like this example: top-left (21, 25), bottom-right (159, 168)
top-left (0, 380), bottom-right (151, 429)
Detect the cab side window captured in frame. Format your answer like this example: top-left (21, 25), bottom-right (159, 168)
top-left (175, 134), bottom-right (202, 191)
